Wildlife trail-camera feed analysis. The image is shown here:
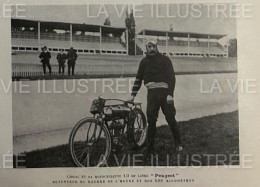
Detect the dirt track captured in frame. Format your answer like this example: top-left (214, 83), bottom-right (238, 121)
top-left (13, 73), bottom-right (238, 153)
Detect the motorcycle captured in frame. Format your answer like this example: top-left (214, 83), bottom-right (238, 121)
top-left (69, 97), bottom-right (147, 167)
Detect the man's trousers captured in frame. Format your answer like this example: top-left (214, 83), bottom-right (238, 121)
top-left (146, 88), bottom-right (181, 149)
top-left (68, 61), bottom-right (75, 75)
top-left (58, 62), bottom-right (65, 74)
top-left (42, 62), bottom-right (52, 74)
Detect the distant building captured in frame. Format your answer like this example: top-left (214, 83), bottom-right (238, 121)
top-left (11, 18), bottom-right (127, 55)
top-left (137, 29), bottom-right (228, 58)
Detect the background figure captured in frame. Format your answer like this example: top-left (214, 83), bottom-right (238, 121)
top-left (56, 49), bottom-right (67, 74)
top-left (169, 23), bottom-right (174, 40)
top-left (67, 47), bottom-right (78, 75)
top-left (104, 16), bottom-right (111, 26)
top-left (169, 23), bottom-right (174, 31)
top-left (39, 46), bottom-right (51, 74)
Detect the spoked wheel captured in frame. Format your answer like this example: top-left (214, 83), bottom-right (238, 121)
top-left (69, 118), bottom-right (111, 167)
top-left (131, 108), bottom-right (147, 147)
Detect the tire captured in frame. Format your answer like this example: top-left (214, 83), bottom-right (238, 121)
top-left (69, 117), bottom-right (111, 167)
top-left (131, 108), bottom-right (147, 147)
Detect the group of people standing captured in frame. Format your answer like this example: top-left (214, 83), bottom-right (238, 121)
top-left (39, 46), bottom-right (78, 75)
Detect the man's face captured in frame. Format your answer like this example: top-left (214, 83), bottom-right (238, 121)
top-left (146, 43), bottom-right (157, 55)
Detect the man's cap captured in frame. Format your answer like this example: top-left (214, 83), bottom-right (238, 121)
top-left (145, 39), bottom-right (157, 46)
top-left (43, 46), bottom-right (47, 49)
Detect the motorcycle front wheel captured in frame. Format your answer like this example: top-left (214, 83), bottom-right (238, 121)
top-left (69, 117), bottom-right (111, 167)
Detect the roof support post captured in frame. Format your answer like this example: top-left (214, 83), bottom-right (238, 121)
top-left (188, 33), bottom-right (190, 47)
top-left (226, 40), bottom-right (229, 57)
top-left (208, 35), bottom-right (210, 55)
top-left (143, 29), bottom-right (145, 56)
top-left (70, 24), bottom-right (73, 47)
top-left (188, 33), bottom-right (190, 57)
top-left (166, 32), bottom-right (168, 55)
top-left (100, 27), bottom-right (102, 54)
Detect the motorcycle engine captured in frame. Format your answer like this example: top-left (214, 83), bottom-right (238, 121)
top-left (110, 120), bottom-right (126, 152)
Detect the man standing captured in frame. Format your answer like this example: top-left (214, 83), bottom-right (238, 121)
top-left (39, 46), bottom-right (52, 75)
top-left (129, 40), bottom-right (183, 155)
top-left (67, 47), bottom-right (78, 75)
top-left (56, 49), bottom-right (67, 74)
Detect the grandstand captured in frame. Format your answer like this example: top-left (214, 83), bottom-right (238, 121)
top-left (11, 19), bottom-right (127, 55)
top-left (11, 19), bottom-right (235, 79)
top-left (136, 29), bottom-right (228, 57)
top-left (11, 19), bottom-right (229, 58)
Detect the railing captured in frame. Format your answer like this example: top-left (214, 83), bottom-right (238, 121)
top-left (169, 40), bottom-right (188, 46)
top-left (12, 31), bottom-right (121, 44)
top-left (12, 64), bottom-right (137, 79)
top-left (156, 39), bottom-right (222, 48)
top-left (210, 42), bottom-right (219, 47)
top-left (72, 35), bottom-right (100, 42)
top-left (102, 36), bottom-right (120, 43)
top-left (13, 65), bottom-right (63, 77)
top-left (157, 40), bottom-right (189, 46)
top-left (11, 31), bottom-right (38, 39)
top-left (41, 32), bottom-right (71, 41)
top-left (190, 41), bottom-right (208, 47)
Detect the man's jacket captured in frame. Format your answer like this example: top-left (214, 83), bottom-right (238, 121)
top-left (56, 53), bottom-right (67, 63)
top-left (67, 50), bottom-right (78, 63)
top-left (131, 53), bottom-right (176, 97)
top-left (39, 52), bottom-right (51, 63)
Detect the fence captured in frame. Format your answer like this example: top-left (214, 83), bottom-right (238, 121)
top-left (12, 64), bottom-right (138, 79)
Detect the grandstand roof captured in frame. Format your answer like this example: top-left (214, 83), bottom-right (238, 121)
top-left (138, 29), bottom-right (226, 39)
top-left (11, 18), bottom-right (126, 34)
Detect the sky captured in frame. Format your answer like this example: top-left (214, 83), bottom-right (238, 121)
top-left (21, 4), bottom-right (237, 40)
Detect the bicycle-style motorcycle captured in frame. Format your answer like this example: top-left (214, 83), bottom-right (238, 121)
top-left (69, 97), bottom-right (147, 167)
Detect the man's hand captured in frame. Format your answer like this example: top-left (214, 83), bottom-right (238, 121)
top-left (166, 95), bottom-right (174, 105)
top-left (127, 95), bottom-right (135, 102)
